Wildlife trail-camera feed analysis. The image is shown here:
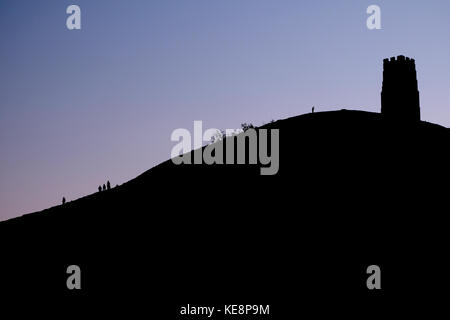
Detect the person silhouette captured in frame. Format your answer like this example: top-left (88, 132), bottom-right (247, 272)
top-left (62, 197), bottom-right (66, 205)
top-left (103, 184), bottom-right (106, 191)
top-left (107, 180), bottom-right (111, 190)
top-left (312, 106), bottom-right (315, 113)
top-left (98, 185), bottom-right (102, 192)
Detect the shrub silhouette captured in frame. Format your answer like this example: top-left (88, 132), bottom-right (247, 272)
top-left (241, 123), bottom-right (254, 132)
top-left (98, 185), bottom-right (102, 192)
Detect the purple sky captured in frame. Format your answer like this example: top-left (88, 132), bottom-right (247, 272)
top-left (1, 0), bottom-right (450, 221)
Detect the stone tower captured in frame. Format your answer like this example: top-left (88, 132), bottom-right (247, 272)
top-left (381, 55), bottom-right (420, 121)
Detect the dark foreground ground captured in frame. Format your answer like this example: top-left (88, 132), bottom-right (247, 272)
top-left (1, 110), bottom-right (449, 317)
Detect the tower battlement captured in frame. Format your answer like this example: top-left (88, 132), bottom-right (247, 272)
top-left (381, 55), bottom-right (420, 121)
top-left (383, 55), bottom-right (416, 66)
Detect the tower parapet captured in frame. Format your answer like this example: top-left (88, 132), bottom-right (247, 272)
top-left (381, 55), bottom-right (420, 121)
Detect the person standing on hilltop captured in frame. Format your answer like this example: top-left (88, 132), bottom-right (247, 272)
top-left (62, 197), bottom-right (66, 205)
top-left (102, 184), bottom-right (106, 191)
top-left (107, 181), bottom-right (111, 190)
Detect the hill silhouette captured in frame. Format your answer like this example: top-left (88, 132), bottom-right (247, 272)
top-left (1, 109), bottom-right (449, 315)
top-left (4, 109), bottom-right (450, 226)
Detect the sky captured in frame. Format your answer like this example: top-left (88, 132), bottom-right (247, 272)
top-left (1, 0), bottom-right (450, 221)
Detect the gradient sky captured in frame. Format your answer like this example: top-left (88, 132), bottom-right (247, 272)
top-left (1, 0), bottom-right (450, 221)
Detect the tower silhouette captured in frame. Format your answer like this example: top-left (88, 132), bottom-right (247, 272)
top-left (381, 55), bottom-right (420, 121)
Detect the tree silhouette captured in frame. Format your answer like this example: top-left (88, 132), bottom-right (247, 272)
top-left (103, 184), bottom-right (106, 191)
top-left (62, 197), bottom-right (66, 205)
top-left (107, 181), bottom-right (111, 190)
